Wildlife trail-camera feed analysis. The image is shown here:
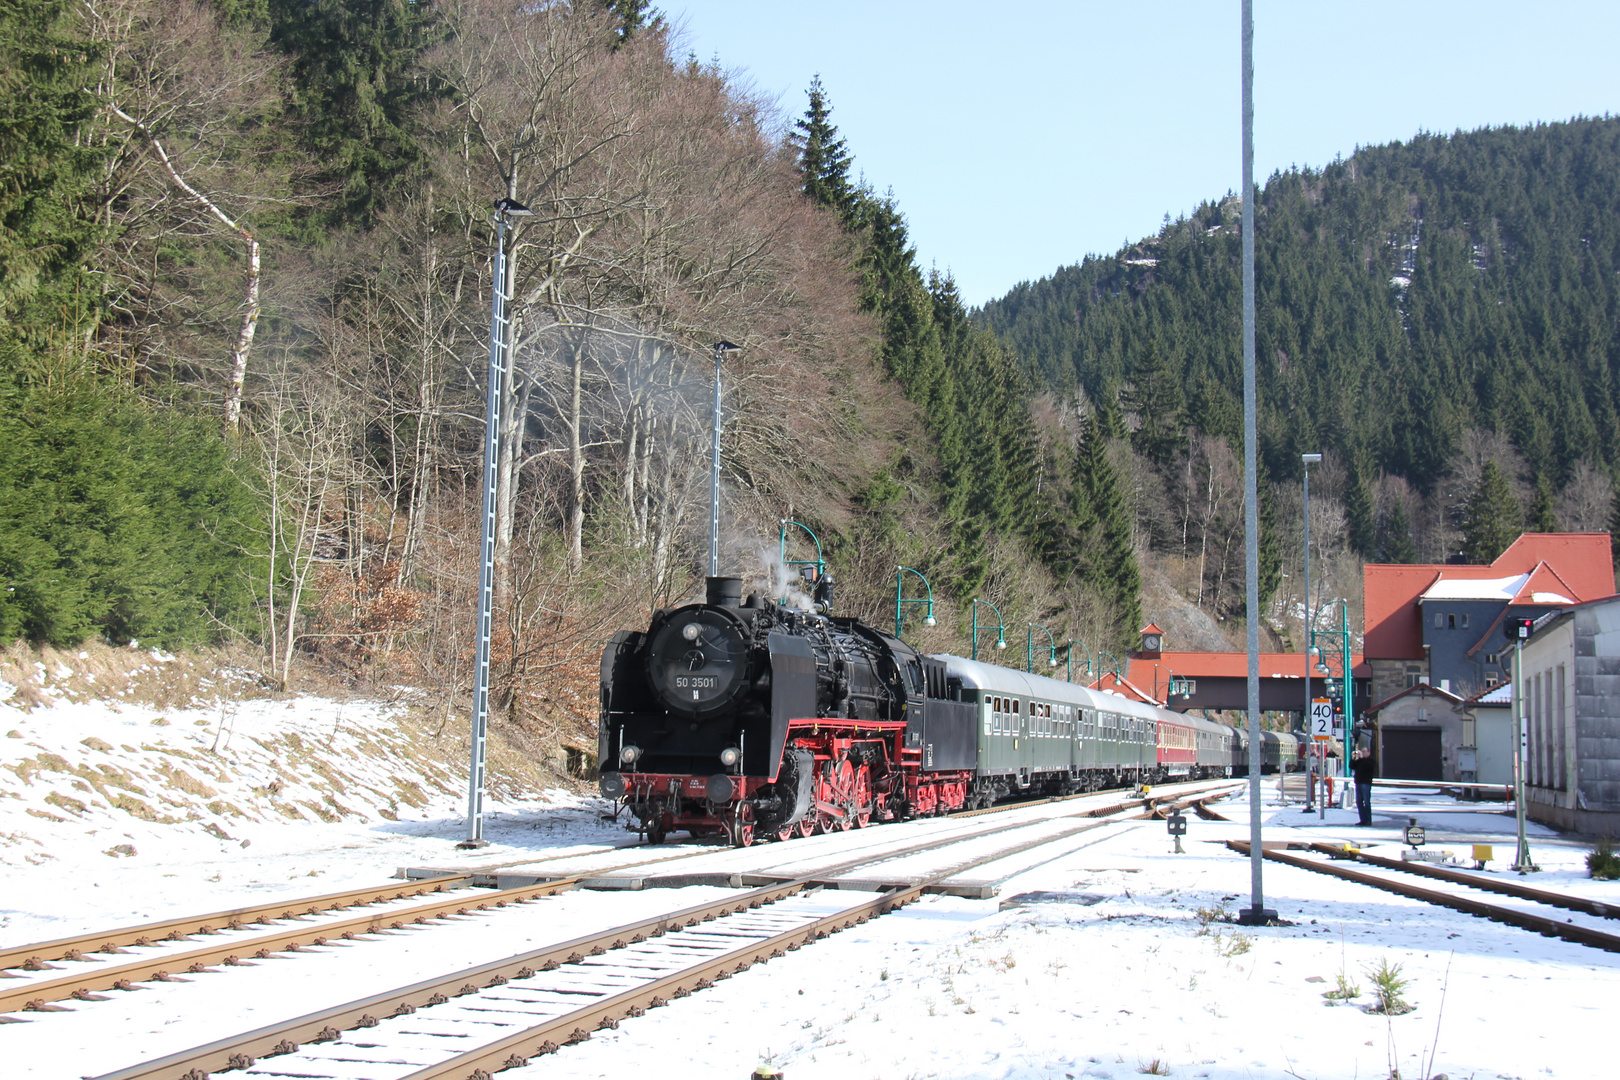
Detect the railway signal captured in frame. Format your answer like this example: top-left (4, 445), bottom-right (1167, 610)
top-left (1167, 810), bottom-right (1187, 854)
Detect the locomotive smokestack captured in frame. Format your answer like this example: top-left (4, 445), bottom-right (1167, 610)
top-left (706, 576), bottom-right (743, 607)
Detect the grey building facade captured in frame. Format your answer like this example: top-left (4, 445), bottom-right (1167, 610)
top-left (1519, 595), bottom-right (1620, 835)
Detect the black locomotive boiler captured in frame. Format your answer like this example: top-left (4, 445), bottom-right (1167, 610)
top-left (598, 576), bottom-right (977, 845)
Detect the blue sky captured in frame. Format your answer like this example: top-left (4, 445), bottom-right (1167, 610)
top-left (667, 1), bottom-right (1620, 307)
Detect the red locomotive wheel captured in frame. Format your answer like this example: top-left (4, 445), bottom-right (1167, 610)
top-left (832, 759), bottom-right (855, 831)
top-left (853, 765), bottom-right (872, 828)
top-left (730, 802), bottom-right (756, 848)
top-left (797, 815), bottom-right (815, 838)
top-left (813, 763), bottom-right (836, 834)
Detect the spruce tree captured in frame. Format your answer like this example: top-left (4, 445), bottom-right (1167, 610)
top-left (597, 0), bottom-right (661, 45)
top-left (1120, 340), bottom-right (1186, 471)
top-left (267, 0), bottom-right (442, 228)
top-left (1344, 459), bottom-right (1377, 557)
top-left (1074, 411), bottom-right (1142, 642)
top-left (1461, 461), bottom-right (1522, 563)
top-left (0, 0), bottom-right (104, 361)
top-left (1378, 500), bottom-right (1419, 564)
top-left (1526, 476), bottom-right (1560, 533)
top-left (1610, 476), bottom-right (1620, 562)
top-left (791, 76), bottom-right (857, 223)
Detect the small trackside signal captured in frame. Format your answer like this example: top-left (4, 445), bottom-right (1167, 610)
top-left (1505, 616), bottom-right (1536, 641)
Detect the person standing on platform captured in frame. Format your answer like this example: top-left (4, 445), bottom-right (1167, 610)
top-left (1351, 741), bottom-right (1377, 826)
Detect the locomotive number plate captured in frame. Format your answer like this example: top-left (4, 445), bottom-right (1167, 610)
top-left (676, 676), bottom-right (718, 689)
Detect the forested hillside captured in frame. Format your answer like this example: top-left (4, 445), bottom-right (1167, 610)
top-left (13, 0), bottom-right (1611, 746)
top-left (979, 119), bottom-right (1620, 602)
top-left (0, 0), bottom-right (1144, 748)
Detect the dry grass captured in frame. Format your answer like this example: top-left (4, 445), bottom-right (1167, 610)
top-left (0, 640), bottom-right (268, 713)
top-left (2, 636), bottom-right (599, 825)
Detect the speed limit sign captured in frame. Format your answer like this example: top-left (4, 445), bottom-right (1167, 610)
top-left (1311, 699), bottom-right (1333, 740)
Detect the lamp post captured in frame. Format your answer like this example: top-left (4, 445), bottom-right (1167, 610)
top-left (1162, 669), bottom-right (1192, 705)
top-left (1235, 0), bottom-right (1275, 927)
top-left (1065, 639), bottom-right (1095, 684)
top-left (462, 196), bottom-right (532, 850)
top-left (970, 599), bottom-right (1007, 661)
top-left (1098, 650), bottom-right (1122, 683)
top-left (896, 566), bottom-right (937, 638)
top-left (707, 341), bottom-right (742, 576)
top-left (1507, 620), bottom-right (1537, 871)
top-left (778, 519), bottom-right (825, 602)
top-left (1309, 599), bottom-right (1355, 812)
top-left (1026, 623), bottom-right (1059, 674)
top-left (1301, 451), bottom-right (1321, 816)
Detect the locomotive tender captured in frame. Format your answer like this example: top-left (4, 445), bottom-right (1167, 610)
top-left (598, 576), bottom-right (1296, 846)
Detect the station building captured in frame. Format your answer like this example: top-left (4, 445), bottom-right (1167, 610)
top-left (1362, 533), bottom-right (1614, 703)
top-left (1359, 533), bottom-right (1615, 783)
top-left (1515, 594), bottom-right (1620, 835)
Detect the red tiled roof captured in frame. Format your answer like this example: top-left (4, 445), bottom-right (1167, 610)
top-left (1091, 670), bottom-right (1162, 705)
top-left (1363, 533), bottom-right (1615, 661)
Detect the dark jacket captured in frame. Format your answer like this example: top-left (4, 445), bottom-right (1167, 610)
top-left (1350, 747), bottom-right (1377, 785)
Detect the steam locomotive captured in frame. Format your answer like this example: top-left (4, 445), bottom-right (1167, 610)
top-left (598, 576), bottom-right (1296, 846)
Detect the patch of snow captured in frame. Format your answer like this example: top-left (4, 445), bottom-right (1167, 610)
top-left (1421, 573), bottom-right (1529, 602)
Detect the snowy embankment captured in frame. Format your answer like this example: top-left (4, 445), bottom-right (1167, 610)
top-left (0, 645), bottom-right (620, 947)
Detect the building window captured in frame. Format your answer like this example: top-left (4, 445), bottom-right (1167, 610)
top-left (1484, 652), bottom-right (1498, 665)
top-left (1447, 613), bottom-right (1456, 629)
top-left (1434, 613), bottom-right (1444, 629)
top-left (1404, 665), bottom-right (1423, 688)
top-left (1461, 613), bottom-right (1470, 628)
top-left (1485, 673), bottom-right (1499, 688)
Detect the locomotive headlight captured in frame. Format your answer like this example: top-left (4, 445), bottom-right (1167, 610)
top-left (619, 744), bottom-right (642, 765)
top-left (719, 746), bottom-right (741, 767)
top-left (681, 622), bottom-right (703, 641)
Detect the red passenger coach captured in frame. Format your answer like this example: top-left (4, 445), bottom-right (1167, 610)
top-left (1157, 715), bottom-right (1199, 776)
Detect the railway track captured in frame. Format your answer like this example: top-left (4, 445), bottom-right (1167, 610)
top-left (0, 841), bottom-right (767, 1015)
top-left (3, 778), bottom-right (1230, 1015)
top-left (1228, 840), bottom-right (1620, 953)
top-left (77, 784), bottom-right (1236, 1080)
top-left (0, 876), bottom-right (475, 974)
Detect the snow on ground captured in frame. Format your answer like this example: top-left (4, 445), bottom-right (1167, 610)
top-left (536, 789), bottom-right (1615, 1080)
top-left (0, 673), bottom-right (622, 947)
top-left (3, 673), bottom-right (1616, 1080)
